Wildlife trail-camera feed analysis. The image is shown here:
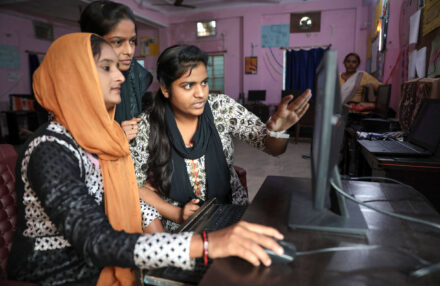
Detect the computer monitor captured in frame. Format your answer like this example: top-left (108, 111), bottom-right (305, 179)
top-left (375, 84), bottom-right (391, 118)
top-left (281, 89), bottom-right (301, 99)
top-left (288, 50), bottom-right (368, 235)
top-left (247, 90), bottom-right (266, 102)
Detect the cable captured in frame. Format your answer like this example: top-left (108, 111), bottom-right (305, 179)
top-left (342, 176), bottom-right (433, 208)
top-left (269, 47), bottom-right (283, 68)
top-left (265, 52), bottom-right (283, 76)
top-left (410, 262), bottom-right (440, 278)
top-left (297, 245), bottom-right (431, 266)
top-left (297, 245), bottom-right (380, 256)
top-left (330, 180), bottom-right (440, 230)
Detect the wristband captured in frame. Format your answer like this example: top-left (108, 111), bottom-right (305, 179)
top-left (202, 231), bottom-right (209, 266)
top-left (267, 129), bottom-right (290, 139)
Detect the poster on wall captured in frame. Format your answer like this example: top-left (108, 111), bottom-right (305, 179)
top-left (139, 36), bottom-right (159, 57)
top-left (409, 9), bottom-right (421, 44)
top-left (0, 44), bottom-right (20, 69)
top-left (245, 56), bottom-right (258, 74)
top-left (261, 24), bottom-right (289, 48)
top-left (422, 0), bottom-right (440, 36)
top-left (427, 35), bottom-right (440, 77)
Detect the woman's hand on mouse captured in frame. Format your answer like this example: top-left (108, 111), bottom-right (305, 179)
top-left (206, 221), bottom-right (284, 266)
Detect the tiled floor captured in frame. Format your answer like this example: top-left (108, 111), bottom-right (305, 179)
top-left (233, 138), bottom-right (312, 201)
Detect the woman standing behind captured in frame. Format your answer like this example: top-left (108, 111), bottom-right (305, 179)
top-left (339, 52), bottom-right (382, 112)
top-left (7, 33), bottom-right (285, 285)
top-left (80, 0), bottom-right (153, 141)
top-left (130, 44), bottom-right (311, 231)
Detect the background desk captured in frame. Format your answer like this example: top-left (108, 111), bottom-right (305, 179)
top-left (358, 142), bottom-right (440, 212)
top-left (199, 176), bottom-right (440, 286)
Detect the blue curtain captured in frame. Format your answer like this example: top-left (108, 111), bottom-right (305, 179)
top-left (285, 48), bottom-right (327, 98)
top-left (28, 53), bottom-right (40, 95)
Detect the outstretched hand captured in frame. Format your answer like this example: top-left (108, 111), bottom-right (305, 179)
top-left (266, 89), bottom-right (312, 132)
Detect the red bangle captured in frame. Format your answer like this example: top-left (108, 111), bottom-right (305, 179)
top-left (202, 231), bottom-right (209, 266)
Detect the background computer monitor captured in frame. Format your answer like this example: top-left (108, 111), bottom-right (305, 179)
top-left (247, 90), bottom-right (266, 102)
top-left (281, 89), bottom-right (301, 99)
top-left (288, 50), bottom-right (368, 235)
top-left (375, 84), bottom-right (391, 118)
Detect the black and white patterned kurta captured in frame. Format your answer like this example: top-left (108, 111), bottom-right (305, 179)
top-left (130, 94), bottom-right (268, 231)
top-left (7, 122), bottom-right (195, 285)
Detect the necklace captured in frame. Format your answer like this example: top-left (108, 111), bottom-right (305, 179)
top-left (185, 141), bottom-right (200, 197)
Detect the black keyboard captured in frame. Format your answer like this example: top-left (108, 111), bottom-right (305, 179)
top-left (144, 259), bottom-right (208, 285)
top-left (377, 141), bottom-right (421, 153)
top-left (203, 205), bottom-right (247, 232)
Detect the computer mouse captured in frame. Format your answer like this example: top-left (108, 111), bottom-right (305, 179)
top-left (264, 240), bottom-right (296, 264)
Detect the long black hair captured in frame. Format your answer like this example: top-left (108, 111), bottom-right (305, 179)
top-left (148, 45), bottom-right (208, 196)
top-left (80, 0), bottom-right (137, 36)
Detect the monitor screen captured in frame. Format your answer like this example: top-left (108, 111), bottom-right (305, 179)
top-left (288, 50), bottom-right (368, 235)
top-left (281, 89), bottom-right (301, 99)
top-left (375, 84), bottom-right (391, 118)
top-left (408, 98), bottom-right (440, 154)
top-left (248, 90), bottom-right (266, 102)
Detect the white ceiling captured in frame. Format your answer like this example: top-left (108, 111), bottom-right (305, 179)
top-left (137, 0), bottom-right (314, 14)
top-left (0, 0), bottom-right (323, 26)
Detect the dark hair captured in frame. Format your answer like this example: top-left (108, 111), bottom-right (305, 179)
top-left (80, 0), bottom-right (137, 36)
top-left (90, 34), bottom-right (108, 59)
top-left (148, 45), bottom-right (208, 196)
top-left (343, 52), bottom-right (361, 65)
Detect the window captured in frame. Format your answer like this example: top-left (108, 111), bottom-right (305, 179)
top-left (197, 20), bottom-right (216, 37)
top-left (207, 55), bottom-right (224, 93)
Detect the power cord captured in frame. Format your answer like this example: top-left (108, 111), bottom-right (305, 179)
top-left (341, 175), bottom-right (433, 206)
top-left (297, 245), bottom-right (430, 266)
top-left (330, 179), bottom-right (440, 278)
top-left (330, 180), bottom-right (440, 230)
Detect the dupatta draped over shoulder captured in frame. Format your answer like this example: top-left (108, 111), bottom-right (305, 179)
top-left (33, 33), bottom-right (142, 286)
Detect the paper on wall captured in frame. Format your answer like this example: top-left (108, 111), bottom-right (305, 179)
top-left (409, 9), bottom-right (421, 44)
top-left (415, 47), bottom-right (427, 78)
top-left (408, 50), bottom-right (416, 79)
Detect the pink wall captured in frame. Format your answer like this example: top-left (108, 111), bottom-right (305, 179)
top-left (0, 11), bottom-right (78, 110)
top-left (0, 0), bottom-right (375, 110)
top-left (166, 16), bottom-right (242, 98)
top-left (161, 0), bottom-right (368, 105)
top-left (365, 0), bottom-right (417, 112)
top-left (0, 8), bottom-right (161, 111)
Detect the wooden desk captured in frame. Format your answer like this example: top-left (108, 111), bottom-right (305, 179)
top-left (199, 176), bottom-right (440, 286)
top-left (358, 143), bottom-right (440, 211)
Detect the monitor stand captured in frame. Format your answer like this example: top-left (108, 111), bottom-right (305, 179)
top-left (288, 168), bottom-right (368, 235)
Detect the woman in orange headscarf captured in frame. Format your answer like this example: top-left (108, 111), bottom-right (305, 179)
top-left (7, 33), bottom-right (285, 285)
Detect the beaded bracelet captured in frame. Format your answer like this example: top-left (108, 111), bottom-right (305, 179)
top-left (202, 231), bottom-right (209, 266)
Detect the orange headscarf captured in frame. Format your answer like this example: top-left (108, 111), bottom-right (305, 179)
top-left (33, 33), bottom-right (142, 285)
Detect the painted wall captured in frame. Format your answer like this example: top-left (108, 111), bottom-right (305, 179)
top-left (167, 16), bottom-right (242, 98)
top-left (0, 11), bottom-right (78, 110)
top-left (162, 0), bottom-right (368, 105)
top-left (0, 9), bottom-right (161, 111)
top-left (0, 0), bottom-right (371, 109)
